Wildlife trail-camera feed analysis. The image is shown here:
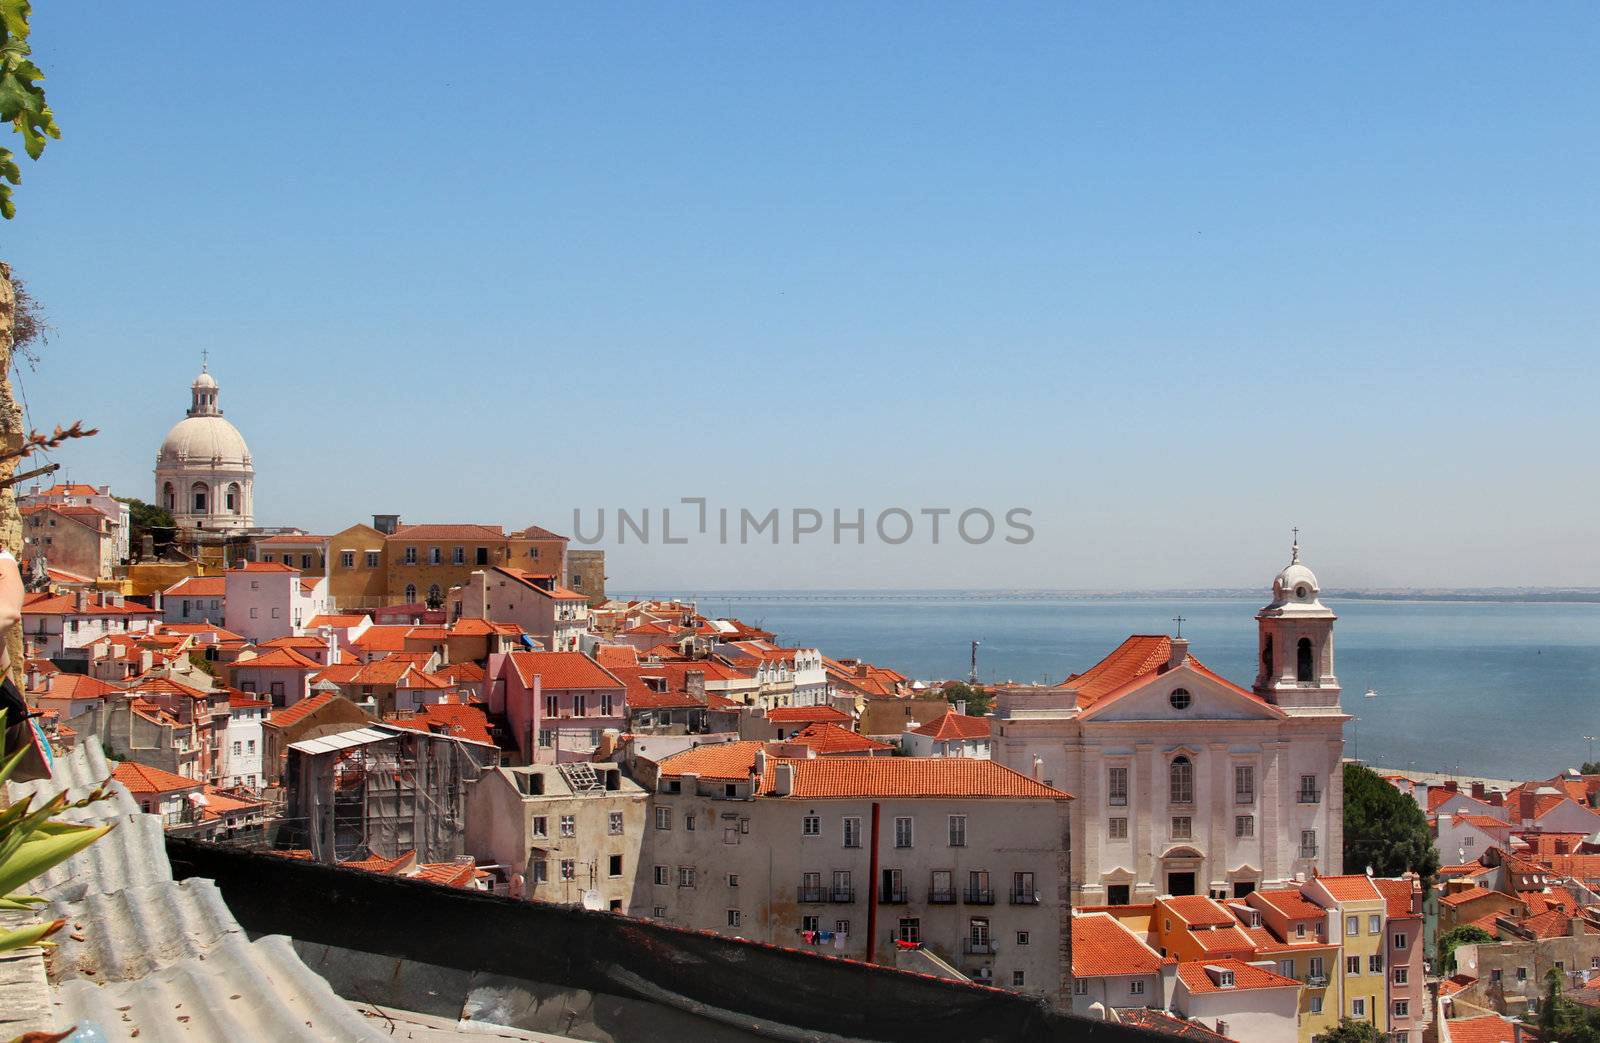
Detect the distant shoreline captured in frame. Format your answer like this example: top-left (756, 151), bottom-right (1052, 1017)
top-left (616, 588), bottom-right (1600, 605)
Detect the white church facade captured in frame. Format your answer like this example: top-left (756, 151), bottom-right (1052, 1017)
top-left (154, 362), bottom-right (255, 530)
top-left (992, 542), bottom-right (1347, 905)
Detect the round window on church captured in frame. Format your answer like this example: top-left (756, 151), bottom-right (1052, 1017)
top-left (1169, 688), bottom-right (1192, 710)
top-left (1295, 585), bottom-right (1308, 599)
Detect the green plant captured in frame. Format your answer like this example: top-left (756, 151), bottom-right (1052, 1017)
top-left (1437, 924), bottom-right (1494, 974)
top-left (0, 710), bottom-right (114, 953)
top-left (1318, 1018), bottom-right (1382, 1043)
top-left (0, 0), bottom-right (61, 220)
top-left (1344, 763), bottom-right (1439, 882)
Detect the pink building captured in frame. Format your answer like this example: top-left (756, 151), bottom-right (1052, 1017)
top-left (485, 650), bottom-right (625, 763)
top-left (460, 567), bottom-right (588, 653)
top-left (1377, 877), bottom-right (1426, 1041)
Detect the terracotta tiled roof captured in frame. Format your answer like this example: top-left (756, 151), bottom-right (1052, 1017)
top-left (128, 676), bottom-right (212, 700)
top-left (1443, 1015), bottom-right (1517, 1043)
top-left (1191, 925), bottom-right (1257, 955)
top-left (164, 576), bottom-right (226, 597)
top-left (1116, 1009), bottom-right (1232, 1041)
top-left (307, 613), bottom-right (367, 629)
top-left (910, 710), bottom-right (990, 741)
top-left (349, 626), bottom-right (415, 653)
top-left (1058, 634), bottom-right (1173, 701)
top-left (342, 851), bottom-right (416, 874)
top-left (1175, 958), bottom-right (1298, 995)
top-left (1440, 886), bottom-right (1498, 908)
top-left (35, 673), bottom-right (123, 700)
top-left (267, 692), bottom-right (342, 730)
top-left (1162, 895), bottom-right (1239, 927)
top-left (595, 644), bottom-right (640, 668)
top-left (763, 757), bottom-right (1069, 800)
top-left (657, 741), bottom-right (766, 781)
top-left (511, 525), bottom-right (567, 541)
top-left (259, 636), bottom-right (328, 650)
top-left (238, 647), bottom-right (322, 670)
top-left (233, 561), bottom-right (298, 573)
top-left (1522, 908), bottom-right (1574, 940)
top-left (1071, 912), bottom-right (1164, 978)
top-left (113, 760), bottom-right (202, 795)
top-left (389, 524), bottom-right (505, 541)
top-left (412, 704), bottom-right (494, 745)
top-left (789, 723), bottom-right (894, 755)
top-left (197, 786), bottom-right (266, 820)
top-left (310, 663), bottom-right (363, 686)
top-left (413, 861), bottom-right (482, 888)
top-left (437, 661), bottom-right (484, 684)
top-left (506, 651), bottom-right (623, 691)
top-left (23, 593), bottom-right (160, 617)
top-left (1453, 813), bottom-right (1512, 831)
top-left (1439, 974), bottom-right (1476, 998)
top-left (1253, 888), bottom-right (1325, 921)
top-left (1373, 877), bottom-right (1421, 919)
top-left (1314, 875), bottom-right (1383, 902)
top-left (405, 626), bottom-right (449, 641)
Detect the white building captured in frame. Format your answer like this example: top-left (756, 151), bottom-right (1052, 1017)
top-left (636, 742), bottom-right (1073, 1006)
top-left (223, 694), bottom-right (269, 789)
top-left (162, 575), bottom-right (226, 624)
top-left (902, 710), bottom-right (993, 759)
top-left (154, 362), bottom-right (255, 530)
top-left (223, 562), bottom-right (327, 644)
top-left (993, 540), bottom-right (1346, 905)
top-left (21, 590), bottom-right (161, 658)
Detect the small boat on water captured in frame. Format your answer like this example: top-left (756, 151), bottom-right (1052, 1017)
top-left (1365, 686), bottom-right (1378, 699)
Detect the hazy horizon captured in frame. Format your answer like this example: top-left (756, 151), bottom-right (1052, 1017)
top-left (8, 4), bottom-right (1598, 591)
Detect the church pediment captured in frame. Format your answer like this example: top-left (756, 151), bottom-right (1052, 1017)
top-left (1078, 662), bottom-right (1283, 723)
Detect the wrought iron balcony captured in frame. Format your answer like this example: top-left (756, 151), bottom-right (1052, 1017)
top-left (798, 886), bottom-right (826, 903)
top-left (829, 888), bottom-right (855, 903)
top-left (1009, 889), bottom-right (1040, 905)
top-left (879, 887), bottom-right (909, 904)
top-left (963, 939), bottom-right (1000, 955)
top-left (928, 889), bottom-right (957, 905)
top-left (963, 888), bottom-right (995, 905)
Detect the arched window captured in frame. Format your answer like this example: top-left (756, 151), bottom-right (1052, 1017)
top-left (190, 482), bottom-right (209, 513)
top-left (1296, 638), bottom-right (1314, 682)
top-left (404, 584), bottom-right (417, 603)
top-left (226, 482), bottom-right (242, 514)
top-left (1262, 635), bottom-right (1273, 678)
top-left (1170, 756), bottom-right (1193, 804)
top-left (162, 482), bottom-right (175, 511)
top-left (427, 584), bottom-right (442, 608)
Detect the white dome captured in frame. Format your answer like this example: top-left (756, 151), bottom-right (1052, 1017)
top-left (158, 414), bottom-right (252, 466)
top-left (1273, 560), bottom-right (1320, 601)
top-left (192, 370), bottom-right (218, 390)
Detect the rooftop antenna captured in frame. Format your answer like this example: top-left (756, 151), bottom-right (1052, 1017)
top-left (969, 639), bottom-right (980, 685)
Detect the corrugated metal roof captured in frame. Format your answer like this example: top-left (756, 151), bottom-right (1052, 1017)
top-left (4, 739), bottom-right (387, 1041)
top-left (288, 726), bottom-right (396, 755)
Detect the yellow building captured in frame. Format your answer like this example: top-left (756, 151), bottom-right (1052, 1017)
top-left (325, 523), bottom-right (387, 610)
top-left (1305, 875), bottom-right (1389, 1034)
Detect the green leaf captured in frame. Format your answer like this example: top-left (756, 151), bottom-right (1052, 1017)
top-left (0, 822), bottom-right (114, 898)
top-left (0, 0), bottom-right (32, 41)
top-left (0, 917), bottom-right (66, 955)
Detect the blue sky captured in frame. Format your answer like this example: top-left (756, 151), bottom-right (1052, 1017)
top-left (6, 4), bottom-right (1598, 590)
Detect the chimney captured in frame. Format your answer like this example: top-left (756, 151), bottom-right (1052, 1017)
top-left (372, 514), bottom-right (400, 535)
top-left (1032, 754), bottom-right (1043, 781)
top-left (686, 670), bottom-right (705, 699)
top-left (74, 589), bottom-right (87, 613)
top-left (753, 747), bottom-right (767, 780)
top-left (1169, 637), bottom-right (1189, 669)
top-left (1472, 781), bottom-right (1486, 800)
top-left (773, 762), bottom-right (795, 797)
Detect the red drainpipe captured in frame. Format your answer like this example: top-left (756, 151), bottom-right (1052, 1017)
top-left (866, 801), bottom-right (881, 962)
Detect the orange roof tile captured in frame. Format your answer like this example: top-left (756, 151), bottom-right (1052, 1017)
top-left (1253, 888), bottom-right (1325, 921)
top-left (164, 576), bottom-right (226, 597)
top-left (1116, 1010), bottom-right (1231, 1041)
top-left (789, 722), bottom-right (894, 755)
top-left (389, 524), bottom-right (505, 541)
top-left (910, 710), bottom-right (991, 741)
top-left (412, 860), bottom-right (482, 888)
top-left (1314, 875), bottom-right (1384, 902)
top-left (1059, 635), bottom-right (1173, 701)
top-left (238, 647), bottom-right (322, 670)
top-left (1175, 959), bottom-right (1298, 995)
top-left (233, 561), bottom-right (299, 573)
top-left (766, 756), bottom-right (1069, 800)
top-left (1440, 886), bottom-right (1498, 908)
top-left (767, 705), bottom-right (851, 725)
top-left (349, 626), bottom-right (415, 652)
top-left (1071, 913), bottom-right (1164, 978)
top-left (506, 651), bottom-right (623, 691)
top-left (35, 673), bottom-right (123, 700)
top-left (1374, 877), bottom-right (1421, 919)
top-left (113, 760), bottom-right (202, 795)
top-left (307, 613), bottom-right (368, 629)
top-left (1444, 1015), bottom-right (1517, 1043)
top-left (1162, 894), bottom-right (1239, 927)
top-left (268, 692), bottom-right (345, 730)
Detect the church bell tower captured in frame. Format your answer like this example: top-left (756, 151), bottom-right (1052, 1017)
top-left (1253, 532), bottom-right (1341, 714)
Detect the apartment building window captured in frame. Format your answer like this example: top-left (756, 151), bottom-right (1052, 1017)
top-left (403, 585), bottom-right (416, 603)
top-left (601, 693), bottom-right (614, 716)
top-left (948, 815), bottom-right (967, 847)
top-left (1011, 872), bottom-right (1037, 904)
top-left (1169, 756), bottom-right (1193, 804)
top-left (654, 865), bottom-right (669, 885)
top-left (249, 607), bottom-right (258, 619)
top-left (686, 814), bottom-right (696, 831)
top-left (608, 811), bottom-right (624, 835)
top-left (1309, 995), bottom-right (1324, 1015)
top-left (1394, 933), bottom-right (1408, 949)
top-left (1171, 816), bottom-right (1192, 840)
top-left (560, 815), bottom-right (576, 838)
top-left (1346, 956), bottom-right (1360, 975)
top-left (1351, 998), bottom-right (1366, 1018)
top-left (366, 551), bottom-right (380, 568)
top-left (1234, 815), bottom-right (1254, 838)
top-left (652, 905), bottom-right (666, 918)
top-left (429, 547), bottom-right (441, 564)
top-left (1298, 774), bottom-right (1320, 803)
top-left (678, 867), bottom-right (696, 888)
top-left (609, 855), bottom-right (623, 877)
top-left (1301, 830), bottom-right (1318, 858)
top-left (1394, 967), bottom-right (1409, 985)
top-left (544, 693), bottom-right (559, 717)
top-left (340, 551), bottom-right (355, 568)
top-left (727, 910), bottom-right (741, 928)
top-left (1394, 1001), bottom-right (1409, 1019)
top-left (1234, 765), bottom-right (1255, 803)
top-left (1107, 884), bottom-right (1130, 905)
top-left (1367, 914), bottom-right (1381, 934)
top-left (1346, 916), bottom-right (1359, 937)
top-left (832, 870), bottom-right (853, 901)
top-left (560, 859), bottom-right (576, 881)
top-left (1108, 817), bottom-right (1128, 840)
top-left (929, 869), bottom-right (955, 904)
top-left (476, 547), bottom-right (489, 565)
top-left (1369, 954), bottom-right (1383, 973)
top-left (835, 920), bottom-right (850, 936)
top-left (452, 547), bottom-right (465, 565)
top-left (966, 870), bottom-right (993, 904)
top-left (1108, 765), bottom-right (1129, 806)
top-left (655, 808), bottom-right (672, 830)
top-left (301, 554), bottom-right (312, 569)
top-left (881, 868), bottom-right (906, 902)
top-left (1490, 969), bottom-right (1503, 983)
top-left (1073, 980), bottom-right (1089, 996)
top-left (1517, 967), bottom-right (1527, 983)
top-left (1297, 923), bottom-right (1307, 939)
top-left (574, 694), bottom-right (588, 716)
top-left (895, 816), bottom-right (914, 848)
top-left (801, 915), bottom-right (820, 933)
top-left (232, 741), bottom-right (242, 756)
top-left (802, 814), bottom-right (820, 837)
top-left (1012, 971), bottom-right (1026, 988)
top-left (404, 547), bottom-right (417, 564)
top-left (897, 918), bottom-right (920, 944)
top-left (538, 729), bottom-right (553, 748)
top-left (843, 816), bottom-right (862, 848)
top-left (531, 860), bottom-right (548, 883)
